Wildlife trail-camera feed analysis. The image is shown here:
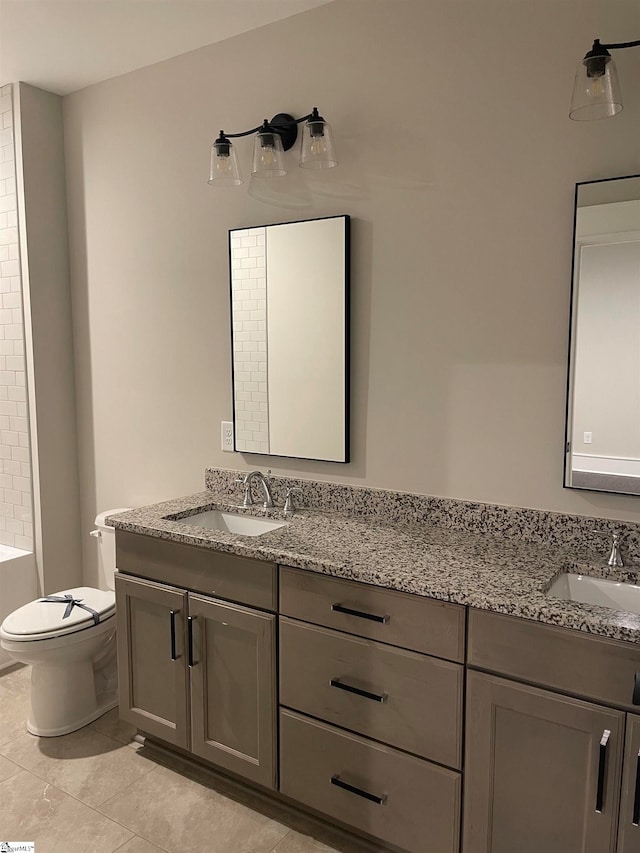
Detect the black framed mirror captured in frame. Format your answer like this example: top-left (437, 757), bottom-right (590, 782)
top-left (229, 215), bottom-right (350, 462)
top-left (565, 174), bottom-right (640, 496)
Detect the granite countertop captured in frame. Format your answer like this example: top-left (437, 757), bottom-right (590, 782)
top-left (108, 491), bottom-right (640, 645)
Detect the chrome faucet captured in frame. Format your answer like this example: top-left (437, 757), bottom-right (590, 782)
top-left (242, 470), bottom-right (274, 509)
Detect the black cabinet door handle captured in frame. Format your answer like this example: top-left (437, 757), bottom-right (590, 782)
top-left (330, 678), bottom-right (388, 703)
top-left (633, 750), bottom-right (640, 826)
top-left (331, 603), bottom-right (390, 624)
top-left (596, 729), bottom-right (610, 813)
top-left (169, 610), bottom-right (178, 661)
top-left (330, 774), bottom-right (387, 805)
top-left (633, 672), bottom-right (640, 705)
top-left (187, 616), bottom-right (195, 667)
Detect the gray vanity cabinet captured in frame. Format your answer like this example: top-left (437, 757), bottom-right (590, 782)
top-left (115, 573), bottom-right (190, 748)
top-left (114, 531), bottom-right (278, 790)
top-left (463, 670), bottom-right (624, 853)
top-left (618, 714), bottom-right (640, 853)
top-left (279, 566), bottom-right (464, 853)
top-left (188, 593), bottom-right (276, 788)
top-left (464, 609), bottom-right (640, 853)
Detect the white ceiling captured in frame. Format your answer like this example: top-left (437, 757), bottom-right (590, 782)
top-left (0, 0), bottom-right (333, 95)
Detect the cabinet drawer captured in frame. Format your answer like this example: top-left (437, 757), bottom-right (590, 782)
top-left (280, 709), bottom-right (461, 853)
top-left (116, 530), bottom-right (276, 611)
top-left (280, 566), bottom-right (465, 661)
top-left (280, 617), bottom-right (462, 768)
top-left (468, 609), bottom-right (640, 711)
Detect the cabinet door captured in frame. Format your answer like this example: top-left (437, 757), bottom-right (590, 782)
top-left (464, 670), bottom-right (624, 853)
top-left (618, 714), bottom-right (640, 853)
top-left (115, 573), bottom-right (189, 748)
top-left (188, 594), bottom-right (276, 789)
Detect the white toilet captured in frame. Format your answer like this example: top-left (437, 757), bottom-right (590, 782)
top-left (0, 508), bottom-right (131, 737)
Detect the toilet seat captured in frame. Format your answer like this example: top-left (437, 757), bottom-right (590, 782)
top-left (0, 587), bottom-right (116, 642)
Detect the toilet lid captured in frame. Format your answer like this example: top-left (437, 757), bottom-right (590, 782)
top-left (1, 587), bottom-right (116, 640)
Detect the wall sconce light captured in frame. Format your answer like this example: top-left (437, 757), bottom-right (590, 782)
top-left (569, 38), bottom-right (640, 120)
top-left (208, 107), bottom-right (337, 186)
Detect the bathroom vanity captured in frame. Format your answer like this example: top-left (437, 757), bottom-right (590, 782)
top-left (110, 482), bottom-right (640, 853)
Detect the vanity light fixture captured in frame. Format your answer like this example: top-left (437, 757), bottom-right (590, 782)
top-left (208, 107), bottom-right (337, 186)
top-left (569, 38), bottom-right (640, 120)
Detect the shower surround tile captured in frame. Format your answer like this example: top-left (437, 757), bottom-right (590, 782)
top-left (0, 84), bottom-right (32, 551)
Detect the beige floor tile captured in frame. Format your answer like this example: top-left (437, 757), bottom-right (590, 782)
top-left (0, 753), bottom-right (20, 783)
top-left (115, 836), bottom-right (168, 853)
top-left (136, 745), bottom-right (383, 853)
top-left (0, 769), bottom-right (133, 853)
top-left (0, 683), bottom-right (29, 747)
top-left (92, 706), bottom-right (138, 745)
top-left (99, 763), bottom-right (290, 853)
top-left (0, 663), bottom-right (30, 695)
top-left (0, 726), bottom-right (156, 808)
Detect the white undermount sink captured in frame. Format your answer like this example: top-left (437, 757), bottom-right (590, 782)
top-left (547, 573), bottom-right (640, 615)
top-left (169, 509), bottom-right (288, 537)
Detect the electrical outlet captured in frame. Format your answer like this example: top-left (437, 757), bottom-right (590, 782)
top-left (583, 431), bottom-right (592, 444)
top-left (221, 421), bottom-right (234, 452)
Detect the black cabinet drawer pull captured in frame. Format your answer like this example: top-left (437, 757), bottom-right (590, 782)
top-left (187, 616), bottom-right (195, 667)
top-left (331, 603), bottom-right (390, 624)
top-left (330, 774), bottom-right (387, 805)
top-left (633, 750), bottom-right (640, 826)
top-left (596, 729), bottom-right (610, 813)
top-left (169, 610), bottom-right (178, 661)
top-left (633, 672), bottom-right (640, 705)
top-left (330, 678), bottom-right (388, 703)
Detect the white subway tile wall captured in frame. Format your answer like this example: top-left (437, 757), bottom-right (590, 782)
top-left (230, 228), bottom-right (269, 454)
top-left (0, 85), bottom-right (33, 551)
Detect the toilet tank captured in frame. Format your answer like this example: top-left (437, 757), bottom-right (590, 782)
top-left (93, 509), bottom-right (132, 591)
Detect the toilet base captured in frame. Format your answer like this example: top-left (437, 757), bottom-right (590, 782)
top-left (1, 615), bottom-right (119, 737)
top-left (27, 695), bottom-right (118, 737)
top-left (26, 633), bottom-right (118, 737)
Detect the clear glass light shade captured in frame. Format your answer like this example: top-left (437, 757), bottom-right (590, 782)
top-left (300, 118), bottom-right (338, 169)
top-left (252, 131), bottom-right (287, 177)
top-left (208, 140), bottom-right (243, 186)
top-left (569, 56), bottom-right (623, 120)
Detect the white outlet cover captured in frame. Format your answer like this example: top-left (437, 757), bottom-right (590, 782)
top-left (221, 421), bottom-right (234, 452)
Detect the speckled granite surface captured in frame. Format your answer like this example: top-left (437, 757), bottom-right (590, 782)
top-left (205, 468), bottom-right (640, 562)
top-left (109, 472), bottom-right (640, 645)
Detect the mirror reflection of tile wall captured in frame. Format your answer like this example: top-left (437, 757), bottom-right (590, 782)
top-left (230, 227), bottom-right (269, 454)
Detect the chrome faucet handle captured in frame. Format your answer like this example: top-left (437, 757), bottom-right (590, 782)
top-left (596, 528), bottom-right (625, 568)
top-left (232, 476), bottom-right (253, 507)
top-left (283, 487), bottom-right (303, 516)
top-left (608, 531), bottom-right (624, 568)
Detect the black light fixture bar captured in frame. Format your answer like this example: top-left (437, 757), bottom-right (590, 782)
top-left (596, 39), bottom-right (640, 50)
top-left (221, 111), bottom-right (320, 150)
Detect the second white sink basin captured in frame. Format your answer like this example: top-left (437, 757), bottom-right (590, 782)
top-left (171, 509), bottom-right (287, 537)
top-left (547, 573), bottom-right (640, 615)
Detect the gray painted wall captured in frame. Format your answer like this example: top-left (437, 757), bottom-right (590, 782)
top-left (60, 0), bottom-right (640, 586)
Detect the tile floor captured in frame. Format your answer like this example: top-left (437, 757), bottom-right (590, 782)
top-left (0, 664), bottom-right (383, 853)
